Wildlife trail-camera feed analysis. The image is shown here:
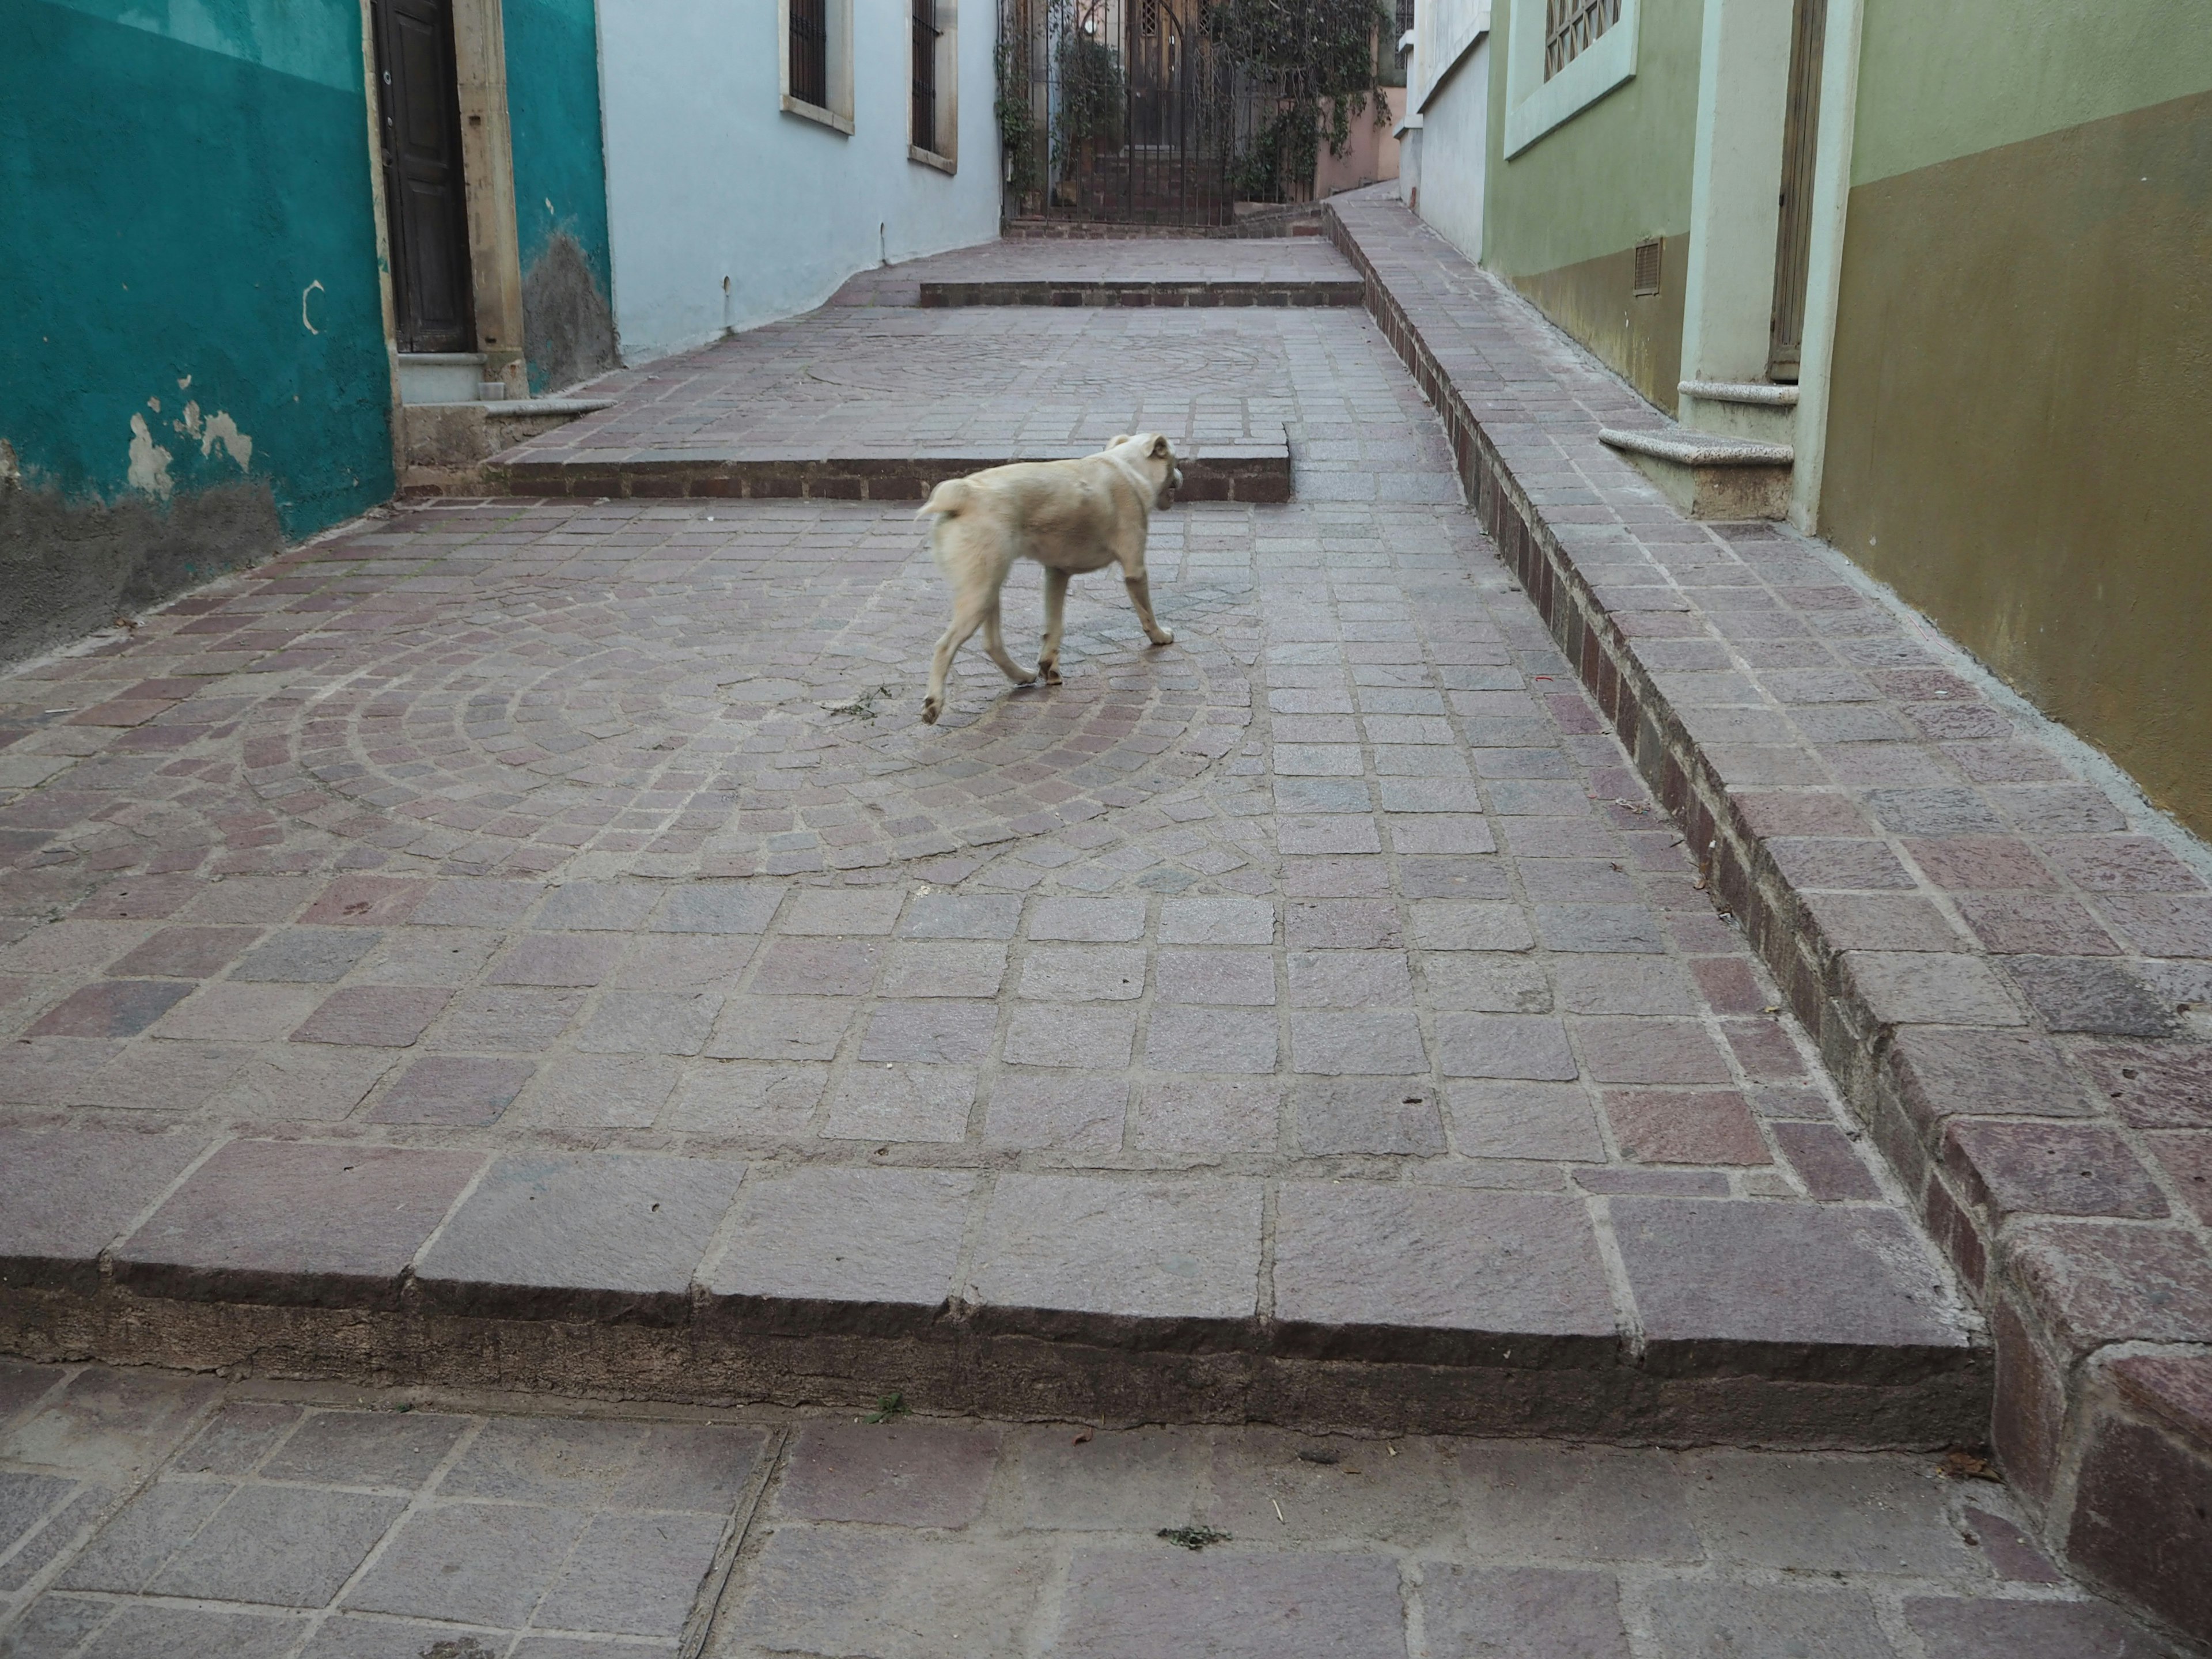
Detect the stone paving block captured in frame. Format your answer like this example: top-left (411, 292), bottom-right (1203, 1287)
top-left (1137, 1078), bottom-right (1281, 1154)
top-left (533, 1510), bottom-right (728, 1637)
top-left (707, 1166), bottom-right (974, 1323)
top-left (1147, 1005), bottom-right (1281, 1072)
top-left (1433, 1013), bottom-right (1576, 1081)
top-left (1611, 1198), bottom-right (1968, 1368)
top-left (146, 1484), bottom-right (404, 1606)
top-left (1004, 1003), bottom-right (1138, 1069)
top-left (747, 935), bottom-right (882, 997)
top-left (1842, 950), bottom-right (2027, 1027)
top-left (1574, 1018), bottom-right (1734, 1085)
top-left (0, 1129), bottom-right (207, 1290)
top-left (1943, 1120), bottom-right (2169, 1221)
top-left (1681, 1449), bottom-right (1978, 1574)
top-left (666, 1059), bottom-right (827, 1134)
top-left (1020, 945), bottom-right (1147, 1001)
top-left (1287, 899), bottom-right (1400, 949)
top-left (1423, 953), bottom-right (1553, 1013)
top-left (441, 1418), bottom-right (646, 1506)
top-left (415, 1152), bottom-right (743, 1321)
top-left (655, 881), bottom-right (782, 934)
top-left (1419, 1565), bottom-right (1630, 1658)
top-left (2146, 1131), bottom-right (2212, 1223)
top-left (1155, 946), bottom-right (1277, 1005)
top-left (150, 980), bottom-right (321, 1041)
top-left (2008, 1221), bottom-right (2212, 1354)
top-left (2005, 955), bottom-right (2179, 1037)
top-left (342, 1502), bottom-right (588, 1627)
top-left (1003, 1423), bottom-right (1207, 1532)
top-left (1291, 1077), bottom-right (1445, 1156)
top-left (1458, 1440), bottom-right (1700, 1562)
top-left (882, 939), bottom-right (1009, 998)
top-left (823, 1062), bottom-right (977, 1141)
top-left (535, 881), bottom-right (661, 931)
top-left (53, 1478), bottom-right (233, 1590)
top-left (108, 925), bottom-right (261, 979)
top-left (1289, 1007), bottom-right (1427, 1075)
top-left (67, 1602), bottom-right (308, 1659)
top-left (1408, 902), bottom-right (1533, 952)
top-left (114, 1141), bottom-right (482, 1308)
top-left (967, 1172), bottom-right (1263, 1333)
top-left (302, 876), bottom-right (428, 928)
top-left (731, 1527), bottom-right (1052, 1658)
top-left (487, 933), bottom-right (626, 987)
top-left (1771, 1122), bottom-right (1883, 1200)
top-left (2081, 1043), bottom-right (2212, 1128)
top-left (782, 887), bottom-right (906, 935)
top-left (1030, 896), bottom-right (1149, 942)
top-left (1447, 1081), bottom-right (1607, 1161)
top-left (211, 1047), bottom-right (393, 1121)
top-left (1903, 1595), bottom-right (2171, 1658)
top-left (259, 1410), bottom-right (468, 1488)
top-left (1643, 1581), bottom-right (1893, 1659)
top-left (174, 1400), bottom-right (301, 1476)
top-left (984, 1073), bottom-right (1127, 1150)
top-left (900, 892), bottom-right (1022, 939)
top-left (575, 989), bottom-right (721, 1054)
top-left (1273, 1183), bottom-right (1616, 1358)
top-left (1886, 1028), bottom-right (2096, 1132)
top-left (1051, 1548), bottom-right (1409, 1658)
top-left (514, 1053), bottom-right (680, 1128)
top-left (1201, 1427), bottom-right (1457, 1546)
top-left (367, 1054), bottom-right (535, 1125)
top-left (704, 994), bottom-right (856, 1061)
top-left (27, 980), bottom-right (192, 1039)
top-left (775, 1419), bottom-right (1002, 1527)
top-left (1603, 1090), bottom-right (1770, 1165)
top-left (290, 986), bottom-right (451, 1047)
top-left (410, 878), bottom-right (544, 928)
top-left (1565, 957), bottom-right (1702, 1015)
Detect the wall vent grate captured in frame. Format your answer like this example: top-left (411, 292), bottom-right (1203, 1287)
top-left (1633, 237), bottom-right (1662, 297)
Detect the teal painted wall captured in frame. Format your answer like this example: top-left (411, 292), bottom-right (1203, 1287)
top-left (504, 0), bottom-right (616, 392)
top-left (0, 0), bottom-right (394, 537)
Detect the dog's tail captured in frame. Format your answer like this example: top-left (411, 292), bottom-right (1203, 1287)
top-left (918, 478), bottom-right (972, 520)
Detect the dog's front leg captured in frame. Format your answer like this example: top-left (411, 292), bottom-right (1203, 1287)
top-left (1123, 570), bottom-right (1175, 647)
top-left (1037, 567), bottom-right (1070, 682)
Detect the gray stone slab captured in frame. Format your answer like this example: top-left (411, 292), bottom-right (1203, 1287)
top-left (774, 1421), bottom-right (1002, 1527)
top-left (1272, 1183), bottom-right (1617, 1361)
top-left (113, 1141), bottom-right (482, 1309)
top-left (1642, 1580), bottom-right (1895, 1659)
top-left (704, 1166), bottom-right (975, 1331)
top-left (0, 1129), bottom-right (209, 1291)
top-left (533, 1510), bottom-right (729, 1636)
top-left (342, 1501), bottom-right (588, 1627)
top-left (146, 1484), bottom-right (404, 1607)
top-left (1419, 1565), bottom-right (1630, 1658)
top-left (1611, 1198), bottom-right (1971, 1376)
top-left (730, 1527), bottom-right (1053, 1658)
top-left (413, 1152), bottom-right (744, 1322)
top-left (1458, 1440), bottom-right (1702, 1562)
top-left (1051, 1549), bottom-right (1409, 1658)
top-left (966, 1173), bottom-right (1264, 1340)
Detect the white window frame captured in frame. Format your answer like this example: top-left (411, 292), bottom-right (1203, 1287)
top-left (779, 0), bottom-right (854, 135)
top-left (909, 0), bottom-right (959, 173)
top-left (1502, 0), bottom-right (1638, 157)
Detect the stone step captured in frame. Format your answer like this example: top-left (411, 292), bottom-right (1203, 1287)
top-left (1596, 423), bottom-right (1796, 520)
top-left (0, 1130), bottom-right (1984, 1443)
top-left (918, 278), bottom-right (1365, 308)
top-left (401, 397), bottom-right (618, 495)
top-left (1677, 379), bottom-right (1800, 446)
top-left (483, 437), bottom-right (1295, 503)
top-left (397, 352), bottom-right (493, 407)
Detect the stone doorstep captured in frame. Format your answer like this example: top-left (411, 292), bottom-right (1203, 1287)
top-left (1321, 192), bottom-right (2212, 1645)
top-left (1597, 427), bottom-right (1796, 522)
top-left (917, 279), bottom-right (1366, 308)
top-left (0, 1132), bottom-right (1981, 1445)
top-left (483, 441), bottom-right (1295, 505)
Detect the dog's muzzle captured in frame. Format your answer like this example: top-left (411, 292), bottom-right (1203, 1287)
top-left (1161, 467), bottom-right (1184, 507)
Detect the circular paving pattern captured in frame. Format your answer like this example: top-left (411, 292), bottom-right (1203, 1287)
top-left (805, 321), bottom-right (1285, 400)
top-left (243, 559), bottom-right (1255, 874)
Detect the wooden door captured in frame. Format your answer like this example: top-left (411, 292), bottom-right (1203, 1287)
top-left (373, 0), bottom-right (474, 354)
top-left (1767, 0), bottom-right (1827, 382)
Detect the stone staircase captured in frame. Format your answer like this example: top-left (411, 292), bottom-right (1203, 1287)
top-left (396, 350), bottom-right (613, 496)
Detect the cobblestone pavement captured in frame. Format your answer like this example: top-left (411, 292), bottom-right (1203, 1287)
top-left (827, 234), bottom-right (1357, 306)
top-left (0, 1362), bottom-right (2176, 1659)
top-left (498, 301), bottom-right (1444, 476)
top-left (0, 304), bottom-right (1978, 1381)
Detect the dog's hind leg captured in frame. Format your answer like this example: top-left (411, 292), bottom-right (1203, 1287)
top-left (922, 598), bottom-right (991, 725)
top-left (982, 600), bottom-right (1036, 686)
top-left (1037, 567), bottom-right (1070, 682)
top-left (1122, 571), bottom-right (1175, 647)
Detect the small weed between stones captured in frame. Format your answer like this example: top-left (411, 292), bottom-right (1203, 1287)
top-left (821, 683), bottom-right (896, 722)
top-left (1158, 1525), bottom-right (1232, 1551)
top-left (865, 1392), bottom-right (909, 1423)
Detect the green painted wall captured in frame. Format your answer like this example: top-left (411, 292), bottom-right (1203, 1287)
top-left (503, 0), bottom-right (618, 392)
top-left (0, 0), bottom-right (393, 537)
top-left (1823, 86), bottom-right (2212, 840)
top-left (1852, 0), bottom-right (2212, 185)
top-left (1480, 0), bottom-right (1706, 408)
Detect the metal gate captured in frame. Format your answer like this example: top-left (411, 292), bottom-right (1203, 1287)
top-left (998, 0), bottom-right (1277, 228)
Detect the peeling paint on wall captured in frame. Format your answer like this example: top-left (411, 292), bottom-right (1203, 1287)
top-left (126, 413), bottom-right (173, 498)
top-left (175, 401), bottom-right (253, 469)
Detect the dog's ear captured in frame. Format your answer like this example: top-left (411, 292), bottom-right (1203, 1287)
top-left (1108, 434), bottom-right (1131, 449)
top-left (1149, 434), bottom-right (1171, 459)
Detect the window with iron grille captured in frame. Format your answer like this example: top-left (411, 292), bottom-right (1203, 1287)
top-left (1544, 0), bottom-right (1620, 78)
top-left (912, 0), bottom-right (939, 153)
top-left (1396, 0), bottom-right (1415, 36)
top-left (790, 0), bottom-right (828, 108)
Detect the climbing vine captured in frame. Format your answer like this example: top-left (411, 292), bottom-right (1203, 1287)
top-left (1201, 0), bottom-right (1392, 201)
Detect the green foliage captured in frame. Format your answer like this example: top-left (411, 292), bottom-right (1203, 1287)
top-left (1053, 28), bottom-right (1126, 164)
top-left (995, 38), bottom-right (1043, 197)
top-left (1202, 0), bottom-right (1393, 200)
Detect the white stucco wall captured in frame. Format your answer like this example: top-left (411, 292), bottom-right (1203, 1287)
top-left (1411, 1), bottom-right (1490, 264)
top-left (597, 1), bottom-right (1002, 365)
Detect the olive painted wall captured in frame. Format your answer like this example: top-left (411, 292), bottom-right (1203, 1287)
top-left (505, 0), bottom-right (618, 392)
top-left (1483, 0), bottom-right (1706, 411)
top-left (1821, 89), bottom-right (2212, 836)
top-left (0, 0), bottom-right (394, 661)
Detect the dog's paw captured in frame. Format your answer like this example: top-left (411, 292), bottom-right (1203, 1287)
top-left (1039, 662), bottom-right (1062, 685)
top-left (920, 698), bottom-right (942, 725)
top-left (1149, 628), bottom-right (1175, 647)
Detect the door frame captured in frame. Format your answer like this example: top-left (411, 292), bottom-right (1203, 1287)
top-left (359, 0), bottom-right (528, 407)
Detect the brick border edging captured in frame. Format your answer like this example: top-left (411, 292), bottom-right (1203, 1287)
top-left (918, 280), bottom-right (1365, 309)
top-left (1323, 200), bottom-right (2212, 1648)
top-left (484, 451), bottom-right (1294, 505)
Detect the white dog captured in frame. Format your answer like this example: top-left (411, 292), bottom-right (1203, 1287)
top-left (914, 434), bottom-right (1183, 724)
